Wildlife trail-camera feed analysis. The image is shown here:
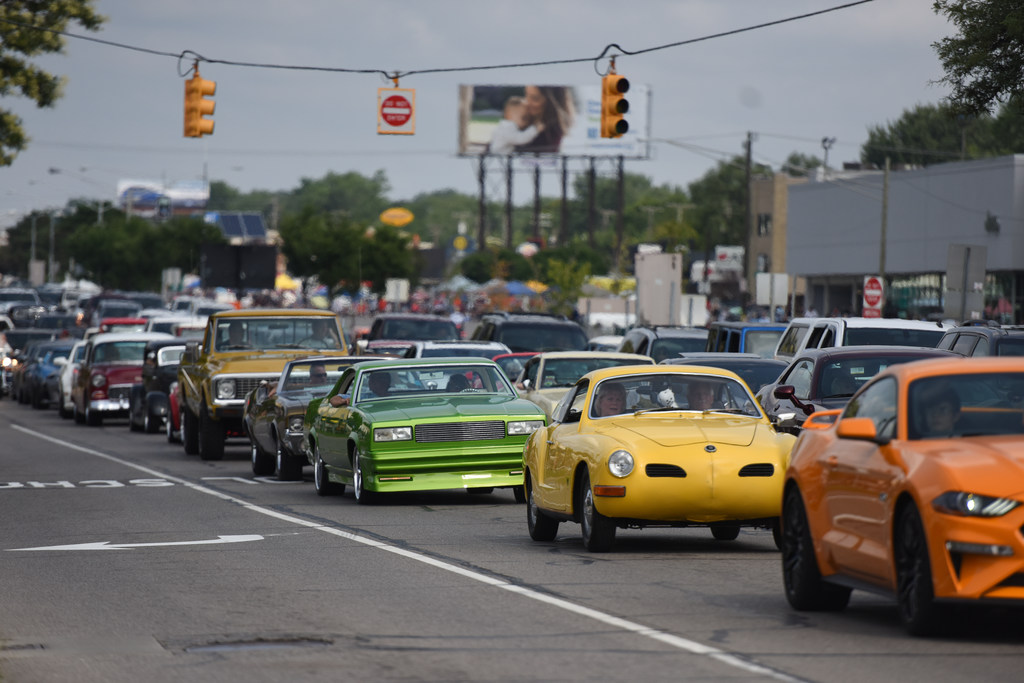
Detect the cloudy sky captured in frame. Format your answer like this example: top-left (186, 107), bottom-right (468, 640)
top-left (0, 0), bottom-right (956, 229)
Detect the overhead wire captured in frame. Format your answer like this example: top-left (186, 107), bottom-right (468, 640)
top-left (0, 0), bottom-right (878, 80)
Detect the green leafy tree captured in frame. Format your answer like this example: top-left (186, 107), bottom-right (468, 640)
top-left (458, 247), bottom-right (533, 284)
top-left (65, 214), bottom-right (160, 289)
top-left (282, 170), bottom-right (391, 224)
top-left (278, 206), bottom-right (362, 291)
top-left (541, 257), bottom-right (590, 317)
top-left (357, 225), bottom-right (415, 294)
top-left (861, 102), bottom-right (1024, 168)
top-left (686, 156), bottom-right (770, 252)
top-left (781, 152), bottom-right (822, 178)
top-left (0, 1), bottom-right (104, 165)
top-left (933, 0), bottom-right (1024, 116)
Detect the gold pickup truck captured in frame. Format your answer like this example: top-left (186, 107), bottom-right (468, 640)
top-left (177, 308), bottom-right (348, 460)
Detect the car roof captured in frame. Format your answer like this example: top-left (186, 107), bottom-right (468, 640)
top-left (208, 308), bottom-right (336, 319)
top-left (534, 350), bottom-right (653, 361)
top-left (582, 363), bottom-right (744, 384)
top-left (874, 355), bottom-right (1021, 383)
top-left (791, 345), bottom-right (957, 361)
top-left (88, 332), bottom-right (176, 344)
top-left (786, 316), bottom-right (947, 330)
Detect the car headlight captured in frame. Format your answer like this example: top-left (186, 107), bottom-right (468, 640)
top-left (374, 426), bottom-right (412, 442)
top-left (607, 450), bottom-right (634, 477)
top-left (216, 378), bottom-right (236, 400)
top-left (288, 416), bottom-right (304, 432)
top-left (932, 491), bottom-right (1020, 517)
top-left (507, 420), bottom-right (544, 435)
top-left (91, 373), bottom-right (107, 387)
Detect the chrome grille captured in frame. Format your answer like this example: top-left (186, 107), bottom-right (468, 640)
top-left (109, 385), bottom-right (131, 401)
top-left (646, 464), bottom-right (686, 478)
top-left (217, 375), bottom-right (279, 399)
top-left (415, 420), bottom-right (505, 443)
top-left (739, 463), bottom-right (775, 477)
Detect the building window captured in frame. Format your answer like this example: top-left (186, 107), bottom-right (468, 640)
top-left (757, 253), bottom-right (771, 272)
top-left (757, 213), bottom-right (773, 236)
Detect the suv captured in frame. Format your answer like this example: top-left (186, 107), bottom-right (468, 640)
top-left (936, 323), bottom-right (1024, 356)
top-left (471, 312), bottom-right (588, 353)
top-left (616, 325), bottom-right (708, 363)
top-left (773, 316), bottom-right (947, 362)
top-left (177, 309), bottom-right (349, 460)
top-left (366, 313), bottom-right (459, 342)
top-left (704, 321), bottom-right (786, 358)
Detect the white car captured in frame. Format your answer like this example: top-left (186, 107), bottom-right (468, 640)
top-left (56, 340), bottom-right (87, 419)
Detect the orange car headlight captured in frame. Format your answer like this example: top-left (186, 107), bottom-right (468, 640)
top-left (932, 491), bottom-right (1020, 517)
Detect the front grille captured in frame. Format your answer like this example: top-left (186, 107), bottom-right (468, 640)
top-left (739, 463), bottom-right (775, 477)
top-left (218, 375), bottom-right (278, 399)
top-left (415, 420), bottom-right (505, 443)
top-left (646, 464), bottom-right (686, 478)
top-left (109, 385), bottom-right (131, 401)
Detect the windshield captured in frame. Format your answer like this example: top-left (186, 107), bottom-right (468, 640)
top-left (498, 324), bottom-right (588, 353)
top-left (540, 357), bottom-right (650, 389)
top-left (356, 364), bottom-right (514, 401)
top-left (379, 319), bottom-right (458, 341)
top-left (650, 336), bottom-right (707, 363)
top-left (908, 372), bottom-right (1024, 439)
top-left (590, 372), bottom-right (760, 418)
top-left (215, 317), bottom-right (344, 351)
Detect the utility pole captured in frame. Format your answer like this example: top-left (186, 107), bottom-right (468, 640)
top-left (743, 131), bottom-right (755, 297)
top-left (880, 157), bottom-right (890, 281)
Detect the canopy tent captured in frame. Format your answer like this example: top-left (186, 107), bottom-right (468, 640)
top-left (275, 272), bottom-right (300, 291)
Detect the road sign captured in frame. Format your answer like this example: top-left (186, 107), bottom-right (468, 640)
top-left (863, 275), bottom-right (884, 317)
top-left (377, 88), bottom-right (415, 135)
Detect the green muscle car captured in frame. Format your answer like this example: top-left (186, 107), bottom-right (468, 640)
top-left (304, 358), bottom-right (546, 503)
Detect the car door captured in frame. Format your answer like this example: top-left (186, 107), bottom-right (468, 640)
top-left (536, 380), bottom-right (589, 512)
top-left (821, 376), bottom-right (901, 582)
top-left (315, 371), bottom-right (356, 467)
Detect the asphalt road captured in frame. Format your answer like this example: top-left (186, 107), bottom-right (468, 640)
top-left (2, 399), bottom-right (1024, 682)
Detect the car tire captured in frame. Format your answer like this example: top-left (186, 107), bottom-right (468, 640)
top-left (198, 405), bottom-right (225, 461)
top-left (313, 444), bottom-right (342, 496)
top-left (251, 440), bottom-right (274, 477)
top-left (182, 407), bottom-right (199, 455)
top-left (512, 485), bottom-right (526, 504)
top-left (275, 438), bottom-right (303, 481)
top-left (85, 405), bottom-right (102, 427)
top-left (31, 386), bottom-right (45, 410)
top-left (781, 485), bottom-right (851, 611)
top-left (771, 518), bottom-right (783, 550)
top-left (144, 403), bottom-right (160, 434)
top-left (578, 470), bottom-right (615, 552)
top-left (73, 401), bottom-right (86, 424)
top-left (895, 504), bottom-right (947, 636)
top-left (526, 476), bottom-right (559, 542)
top-left (166, 412), bottom-right (180, 443)
top-left (353, 449), bottom-right (376, 505)
top-left (710, 523), bottom-right (741, 541)
top-left (58, 396), bottom-right (71, 419)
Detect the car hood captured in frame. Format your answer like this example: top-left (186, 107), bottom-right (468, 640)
top-left (361, 395), bottom-right (544, 421)
top-left (595, 415), bottom-right (761, 447)
top-left (916, 438), bottom-right (1024, 494)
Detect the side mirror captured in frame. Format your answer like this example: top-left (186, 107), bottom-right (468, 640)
top-left (53, 357), bottom-right (68, 367)
top-left (836, 416), bottom-right (883, 442)
top-left (519, 378), bottom-right (531, 390)
top-left (356, 339), bottom-right (369, 355)
top-left (329, 394), bottom-right (350, 408)
top-left (183, 341), bottom-right (199, 364)
top-left (773, 384), bottom-right (816, 416)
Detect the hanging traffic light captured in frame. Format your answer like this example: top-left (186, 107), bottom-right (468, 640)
top-left (601, 72), bottom-right (629, 138)
top-left (184, 71), bottom-right (216, 138)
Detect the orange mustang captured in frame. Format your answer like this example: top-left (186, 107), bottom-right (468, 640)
top-left (781, 356), bottom-right (1024, 635)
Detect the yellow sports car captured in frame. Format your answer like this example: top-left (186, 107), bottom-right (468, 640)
top-left (523, 365), bottom-right (796, 551)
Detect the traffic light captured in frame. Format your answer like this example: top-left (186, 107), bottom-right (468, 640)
top-left (184, 72), bottom-right (216, 138)
top-left (601, 72), bottom-right (629, 138)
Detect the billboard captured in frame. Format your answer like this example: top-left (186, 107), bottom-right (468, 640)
top-left (457, 84), bottom-right (650, 159)
top-left (116, 179), bottom-right (210, 217)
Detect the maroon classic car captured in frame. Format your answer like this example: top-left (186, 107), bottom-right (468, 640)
top-left (71, 331), bottom-right (175, 426)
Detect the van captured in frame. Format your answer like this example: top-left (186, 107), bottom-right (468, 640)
top-left (704, 321), bottom-right (786, 358)
top-left (773, 317), bottom-right (947, 362)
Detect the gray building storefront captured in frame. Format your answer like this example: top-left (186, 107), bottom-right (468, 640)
top-left (784, 155), bottom-right (1024, 323)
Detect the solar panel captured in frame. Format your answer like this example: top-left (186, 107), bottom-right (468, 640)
top-left (242, 213), bottom-right (267, 239)
top-left (219, 214), bottom-right (245, 238)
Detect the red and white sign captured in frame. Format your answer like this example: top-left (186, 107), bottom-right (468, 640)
top-left (377, 88), bottom-right (415, 135)
top-left (863, 275), bottom-right (884, 318)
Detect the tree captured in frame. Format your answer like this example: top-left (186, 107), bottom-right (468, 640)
top-left (278, 206), bottom-right (362, 291)
top-left (860, 102), bottom-right (1024, 168)
top-left (0, 1), bottom-right (104, 165)
top-left (781, 153), bottom-right (822, 178)
top-left (541, 258), bottom-right (590, 318)
top-left (933, 0), bottom-right (1024, 116)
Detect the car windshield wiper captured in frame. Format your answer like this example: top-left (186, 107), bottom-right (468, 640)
top-left (634, 406), bottom-right (684, 414)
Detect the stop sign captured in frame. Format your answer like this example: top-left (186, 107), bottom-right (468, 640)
top-left (864, 276), bottom-right (883, 307)
top-left (381, 95), bottom-right (412, 127)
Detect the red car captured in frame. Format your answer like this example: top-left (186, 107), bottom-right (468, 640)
top-left (71, 331), bottom-right (174, 426)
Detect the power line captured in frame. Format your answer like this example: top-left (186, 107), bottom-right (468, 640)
top-left (0, 0), bottom-right (878, 81)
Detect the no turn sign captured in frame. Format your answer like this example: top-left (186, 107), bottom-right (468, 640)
top-left (863, 275), bottom-right (884, 317)
top-left (377, 87), bottom-right (415, 135)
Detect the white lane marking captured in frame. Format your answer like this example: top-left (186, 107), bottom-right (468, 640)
top-left (10, 534), bottom-right (264, 551)
top-left (10, 424), bottom-right (800, 683)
